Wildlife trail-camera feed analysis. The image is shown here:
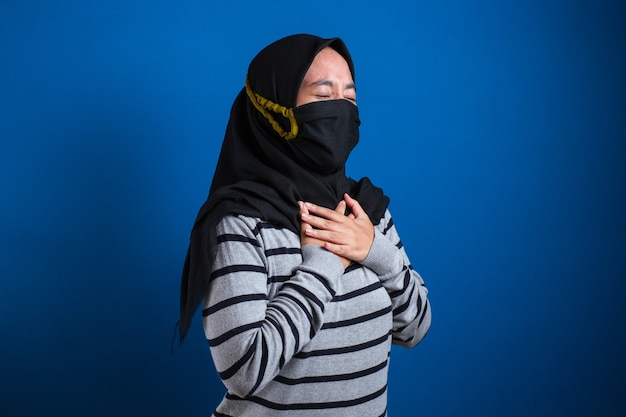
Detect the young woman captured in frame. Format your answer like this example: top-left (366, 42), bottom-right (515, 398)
top-left (179, 34), bottom-right (431, 417)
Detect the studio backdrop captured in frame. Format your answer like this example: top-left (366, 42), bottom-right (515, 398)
top-left (1, 1), bottom-right (624, 416)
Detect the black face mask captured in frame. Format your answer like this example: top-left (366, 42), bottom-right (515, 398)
top-left (289, 99), bottom-right (360, 175)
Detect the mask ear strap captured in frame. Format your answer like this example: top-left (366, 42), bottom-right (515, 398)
top-left (245, 76), bottom-right (299, 140)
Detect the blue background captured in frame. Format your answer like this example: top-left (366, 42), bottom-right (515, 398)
top-left (1, 0), bottom-right (625, 416)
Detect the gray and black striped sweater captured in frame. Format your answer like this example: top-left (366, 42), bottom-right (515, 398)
top-left (203, 209), bottom-right (431, 416)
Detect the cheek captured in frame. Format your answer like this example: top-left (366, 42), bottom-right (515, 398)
top-left (295, 93), bottom-right (308, 107)
top-left (295, 91), bottom-right (318, 107)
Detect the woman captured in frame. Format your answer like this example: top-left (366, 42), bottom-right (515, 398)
top-left (179, 34), bottom-right (431, 416)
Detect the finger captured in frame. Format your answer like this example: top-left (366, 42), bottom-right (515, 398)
top-left (304, 202), bottom-right (345, 222)
top-left (299, 201), bottom-right (315, 226)
top-left (301, 213), bottom-right (341, 233)
top-left (299, 201), bottom-right (313, 236)
top-left (322, 241), bottom-right (346, 256)
top-left (305, 227), bottom-right (344, 244)
top-left (343, 194), bottom-right (368, 219)
top-left (335, 200), bottom-right (347, 215)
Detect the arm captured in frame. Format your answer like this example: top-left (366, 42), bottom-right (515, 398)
top-left (300, 195), bottom-right (431, 347)
top-left (202, 215), bottom-right (344, 398)
top-left (360, 209), bottom-right (431, 347)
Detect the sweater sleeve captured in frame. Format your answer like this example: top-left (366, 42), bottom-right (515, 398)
top-left (202, 215), bottom-right (344, 398)
top-left (360, 209), bottom-right (431, 348)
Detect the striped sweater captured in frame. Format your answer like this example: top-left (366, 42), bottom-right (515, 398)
top-left (202, 209), bottom-right (431, 416)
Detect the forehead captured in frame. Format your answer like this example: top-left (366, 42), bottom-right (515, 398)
top-left (303, 47), bottom-right (353, 82)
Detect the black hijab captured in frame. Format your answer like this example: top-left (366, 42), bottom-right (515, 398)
top-left (178, 34), bottom-right (389, 342)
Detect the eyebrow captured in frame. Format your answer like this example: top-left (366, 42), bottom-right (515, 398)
top-left (311, 79), bottom-right (356, 90)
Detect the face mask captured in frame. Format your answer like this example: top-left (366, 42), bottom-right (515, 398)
top-left (289, 99), bottom-right (360, 175)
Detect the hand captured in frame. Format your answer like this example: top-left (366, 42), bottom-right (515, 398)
top-left (299, 201), bottom-right (351, 268)
top-left (300, 194), bottom-right (374, 264)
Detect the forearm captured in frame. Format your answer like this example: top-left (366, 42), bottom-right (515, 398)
top-left (203, 216), bottom-right (344, 397)
top-left (360, 212), bottom-right (431, 347)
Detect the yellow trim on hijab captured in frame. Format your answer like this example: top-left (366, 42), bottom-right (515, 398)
top-left (245, 76), bottom-right (298, 140)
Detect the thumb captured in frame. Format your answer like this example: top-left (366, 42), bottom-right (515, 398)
top-left (335, 199), bottom-right (347, 215)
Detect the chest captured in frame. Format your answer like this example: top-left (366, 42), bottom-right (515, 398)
top-left (259, 228), bottom-right (392, 331)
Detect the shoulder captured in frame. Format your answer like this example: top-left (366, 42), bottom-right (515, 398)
top-left (217, 214), bottom-right (300, 247)
top-left (216, 214), bottom-right (263, 235)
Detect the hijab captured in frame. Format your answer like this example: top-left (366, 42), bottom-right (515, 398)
top-left (178, 34), bottom-right (390, 343)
